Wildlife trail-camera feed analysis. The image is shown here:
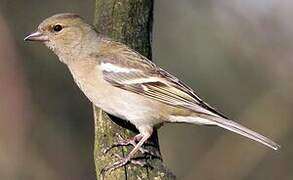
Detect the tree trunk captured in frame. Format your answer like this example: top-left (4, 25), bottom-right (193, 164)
top-left (93, 0), bottom-right (175, 179)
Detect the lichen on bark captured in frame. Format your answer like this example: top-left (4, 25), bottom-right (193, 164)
top-left (93, 0), bottom-right (175, 179)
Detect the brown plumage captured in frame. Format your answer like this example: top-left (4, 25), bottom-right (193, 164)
top-left (24, 13), bottom-right (280, 173)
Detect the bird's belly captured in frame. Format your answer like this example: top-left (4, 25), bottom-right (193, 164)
top-left (74, 75), bottom-right (163, 127)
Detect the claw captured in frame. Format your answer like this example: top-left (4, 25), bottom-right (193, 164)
top-left (103, 133), bottom-right (160, 158)
top-left (103, 133), bottom-right (137, 154)
top-left (101, 156), bottom-right (130, 174)
top-left (130, 157), bottom-right (154, 169)
top-left (100, 154), bottom-right (153, 176)
top-left (100, 132), bottom-right (160, 177)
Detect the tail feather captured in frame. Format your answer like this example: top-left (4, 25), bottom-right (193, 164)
top-left (197, 114), bottom-right (280, 150)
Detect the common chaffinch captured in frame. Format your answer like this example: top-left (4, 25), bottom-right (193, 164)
top-left (25, 13), bottom-right (280, 172)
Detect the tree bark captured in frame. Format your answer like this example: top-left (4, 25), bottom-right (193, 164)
top-left (93, 1), bottom-right (175, 179)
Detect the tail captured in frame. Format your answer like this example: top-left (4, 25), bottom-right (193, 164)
top-left (178, 114), bottom-right (280, 150)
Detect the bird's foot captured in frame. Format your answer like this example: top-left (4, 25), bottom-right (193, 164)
top-left (100, 154), bottom-right (152, 176)
top-left (103, 133), bottom-right (140, 154)
top-left (103, 133), bottom-right (159, 157)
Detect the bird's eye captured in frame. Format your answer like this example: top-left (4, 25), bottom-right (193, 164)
top-left (53, 24), bottom-right (63, 32)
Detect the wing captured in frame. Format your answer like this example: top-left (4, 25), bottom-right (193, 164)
top-left (98, 41), bottom-right (228, 119)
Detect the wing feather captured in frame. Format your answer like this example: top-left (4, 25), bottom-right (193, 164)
top-left (98, 41), bottom-right (228, 118)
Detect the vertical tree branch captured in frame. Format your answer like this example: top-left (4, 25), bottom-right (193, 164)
top-left (93, 0), bottom-right (175, 179)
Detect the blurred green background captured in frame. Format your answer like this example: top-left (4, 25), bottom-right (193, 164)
top-left (0, 0), bottom-right (291, 179)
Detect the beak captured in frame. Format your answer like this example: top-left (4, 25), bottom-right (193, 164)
top-left (24, 31), bottom-right (49, 42)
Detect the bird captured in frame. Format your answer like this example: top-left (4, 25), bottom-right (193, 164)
top-left (24, 13), bottom-right (280, 172)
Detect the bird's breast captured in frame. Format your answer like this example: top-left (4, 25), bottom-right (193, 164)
top-left (67, 62), bottom-right (165, 127)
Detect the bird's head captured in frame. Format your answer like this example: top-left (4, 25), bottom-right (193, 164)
top-left (25, 13), bottom-right (94, 63)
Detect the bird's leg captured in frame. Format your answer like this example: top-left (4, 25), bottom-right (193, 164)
top-left (103, 133), bottom-right (142, 153)
top-left (112, 153), bottom-right (153, 168)
top-left (101, 132), bottom-right (151, 175)
top-left (103, 133), bottom-right (158, 157)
